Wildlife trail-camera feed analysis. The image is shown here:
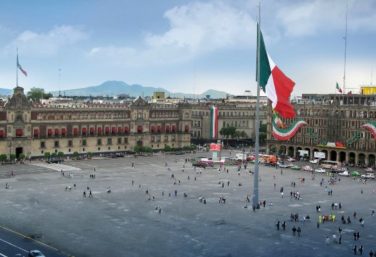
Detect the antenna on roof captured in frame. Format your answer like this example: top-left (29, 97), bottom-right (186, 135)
top-left (342, 0), bottom-right (348, 94)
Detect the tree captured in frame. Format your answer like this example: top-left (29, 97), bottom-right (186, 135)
top-left (239, 131), bottom-right (248, 138)
top-left (72, 151), bottom-right (79, 159)
top-left (57, 152), bottom-right (65, 159)
top-left (19, 153), bottom-right (26, 160)
top-left (27, 87), bottom-right (52, 102)
top-left (259, 123), bottom-right (267, 144)
top-left (164, 145), bottom-right (172, 152)
top-left (227, 126), bottom-right (237, 139)
top-left (0, 154), bottom-right (7, 163)
top-left (44, 152), bottom-right (51, 160)
top-left (9, 154), bottom-right (16, 161)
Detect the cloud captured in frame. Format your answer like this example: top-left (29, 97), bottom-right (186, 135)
top-left (88, 1), bottom-right (256, 66)
top-left (5, 25), bottom-right (88, 56)
top-left (276, 0), bottom-right (376, 37)
top-left (145, 1), bottom-right (256, 53)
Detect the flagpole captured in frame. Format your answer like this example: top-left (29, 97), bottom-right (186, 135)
top-left (16, 48), bottom-right (19, 87)
top-left (252, 2), bottom-right (261, 210)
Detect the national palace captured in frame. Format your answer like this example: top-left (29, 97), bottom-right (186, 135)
top-left (0, 87), bottom-right (266, 159)
top-left (267, 93), bottom-right (376, 167)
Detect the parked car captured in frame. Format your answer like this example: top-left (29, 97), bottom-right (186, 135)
top-left (28, 250), bottom-right (45, 257)
top-left (277, 162), bottom-right (290, 168)
top-left (290, 165), bottom-right (301, 170)
top-left (302, 165), bottom-right (313, 172)
top-left (361, 173), bottom-right (375, 179)
top-left (315, 168), bottom-right (326, 173)
top-left (364, 167), bottom-right (374, 172)
top-left (310, 159), bottom-right (319, 164)
top-left (351, 171), bottom-right (361, 177)
top-left (338, 170), bottom-right (350, 177)
top-left (287, 157), bottom-right (296, 162)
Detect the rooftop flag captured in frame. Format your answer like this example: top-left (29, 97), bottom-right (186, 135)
top-left (256, 24), bottom-right (295, 119)
top-left (336, 82), bottom-right (342, 93)
top-left (17, 55), bottom-right (28, 77)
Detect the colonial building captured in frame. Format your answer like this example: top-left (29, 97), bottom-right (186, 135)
top-left (0, 87), bottom-right (191, 159)
top-left (267, 94), bottom-right (376, 167)
top-left (191, 102), bottom-right (267, 141)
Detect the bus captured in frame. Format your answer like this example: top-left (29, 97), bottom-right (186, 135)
top-left (320, 160), bottom-right (341, 170)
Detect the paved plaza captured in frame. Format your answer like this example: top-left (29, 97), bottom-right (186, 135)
top-left (0, 151), bottom-right (375, 257)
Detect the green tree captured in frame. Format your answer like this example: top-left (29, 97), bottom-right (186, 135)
top-left (259, 123), bottom-right (267, 144)
top-left (164, 145), bottom-right (172, 152)
top-left (72, 151), bottom-right (79, 159)
top-left (44, 152), bottom-right (51, 160)
top-left (9, 154), bottom-right (16, 161)
top-left (19, 153), bottom-right (26, 160)
top-left (87, 152), bottom-right (93, 159)
top-left (57, 151), bottom-right (65, 159)
top-left (227, 126), bottom-right (237, 138)
top-left (0, 154), bottom-right (7, 163)
top-left (27, 87), bottom-right (52, 102)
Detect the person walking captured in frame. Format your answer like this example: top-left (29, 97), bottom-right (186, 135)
top-left (297, 227), bottom-right (301, 237)
top-left (292, 226), bottom-right (296, 236)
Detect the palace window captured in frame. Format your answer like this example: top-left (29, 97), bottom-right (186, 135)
top-left (117, 138), bottom-right (122, 144)
top-left (54, 141), bottom-right (59, 148)
top-left (82, 139), bottom-right (87, 146)
top-left (40, 141), bottom-right (46, 148)
top-left (16, 128), bottom-right (23, 137)
top-left (68, 140), bottom-right (73, 147)
top-left (97, 139), bottom-right (102, 145)
top-left (33, 129), bottom-right (39, 138)
top-left (107, 138), bottom-right (112, 145)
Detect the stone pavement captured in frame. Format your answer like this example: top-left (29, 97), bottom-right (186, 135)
top-left (0, 151), bottom-right (375, 257)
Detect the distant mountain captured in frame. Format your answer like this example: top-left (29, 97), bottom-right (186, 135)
top-left (51, 81), bottom-right (230, 99)
top-left (0, 88), bottom-right (12, 96)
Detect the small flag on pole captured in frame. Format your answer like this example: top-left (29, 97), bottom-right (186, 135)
top-left (336, 82), bottom-right (342, 93)
top-left (17, 55), bottom-right (28, 77)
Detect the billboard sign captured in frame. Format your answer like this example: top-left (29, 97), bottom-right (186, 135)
top-left (210, 143), bottom-right (222, 152)
top-left (314, 151), bottom-right (326, 159)
top-left (298, 150), bottom-right (309, 157)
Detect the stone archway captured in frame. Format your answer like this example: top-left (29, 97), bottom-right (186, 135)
top-left (279, 145), bottom-right (287, 156)
top-left (339, 152), bottom-right (346, 163)
top-left (349, 152), bottom-right (356, 165)
top-left (288, 146), bottom-right (294, 157)
top-left (358, 153), bottom-right (366, 166)
top-left (269, 144), bottom-right (277, 154)
top-left (330, 150), bottom-right (337, 161)
top-left (322, 150), bottom-right (328, 160)
top-left (296, 147), bottom-right (302, 159)
top-left (369, 154), bottom-right (375, 167)
top-left (304, 148), bottom-right (311, 159)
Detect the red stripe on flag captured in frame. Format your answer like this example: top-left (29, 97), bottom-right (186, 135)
top-left (271, 66), bottom-right (295, 118)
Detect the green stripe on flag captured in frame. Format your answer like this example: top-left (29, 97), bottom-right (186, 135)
top-left (256, 23), bottom-right (271, 91)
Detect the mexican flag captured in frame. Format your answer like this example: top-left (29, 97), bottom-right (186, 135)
top-left (17, 55), bottom-right (28, 76)
top-left (336, 82), bottom-right (342, 93)
top-left (256, 24), bottom-right (295, 118)
top-left (210, 106), bottom-right (219, 139)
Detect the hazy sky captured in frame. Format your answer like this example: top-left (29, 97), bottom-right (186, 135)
top-left (0, 0), bottom-right (375, 95)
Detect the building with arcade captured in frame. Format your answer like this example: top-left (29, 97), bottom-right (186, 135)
top-left (267, 94), bottom-right (376, 167)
